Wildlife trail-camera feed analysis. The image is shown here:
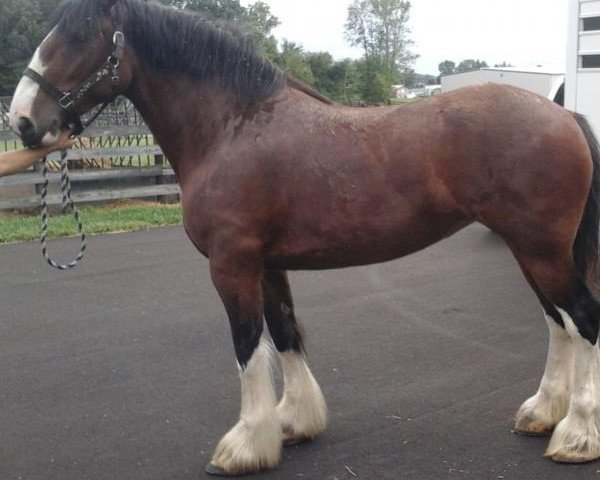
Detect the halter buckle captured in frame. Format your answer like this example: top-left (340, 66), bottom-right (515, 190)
top-left (112, 31), bottom-right (125, 60)
top-left (58, 93), bottom-right (75, 110)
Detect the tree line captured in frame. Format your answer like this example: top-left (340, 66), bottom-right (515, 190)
top-left (0, 0), bottom-right (493, 104)
top-left (0, 0), bottom-right (64, 97)
top-left (438, 59), bottom-right (489, 77)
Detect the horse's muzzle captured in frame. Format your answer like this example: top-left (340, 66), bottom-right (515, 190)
top-left (16, 116), bottom-right (40, 148)
top-left (15, 115), bottom-right (61, 148)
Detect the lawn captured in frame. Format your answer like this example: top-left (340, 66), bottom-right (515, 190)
top-left (0, 201), bottom-right (183, 244)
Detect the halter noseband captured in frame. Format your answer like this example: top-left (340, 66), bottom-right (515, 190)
top-left (23, 31), bottom-right (126, 137)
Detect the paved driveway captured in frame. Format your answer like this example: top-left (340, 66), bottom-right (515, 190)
top-left (1, 224), bottom-right (597, 479)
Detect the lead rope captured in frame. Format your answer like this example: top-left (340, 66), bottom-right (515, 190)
top-left (40, 149), bottom-right (87, 270)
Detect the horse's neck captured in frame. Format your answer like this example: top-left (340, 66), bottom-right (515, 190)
top-left (125, 66), bottom-right (331, 178)
top-left (125, 68), bottom-right (243, 173)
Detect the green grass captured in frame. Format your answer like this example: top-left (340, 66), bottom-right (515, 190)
top-left (0, 202), bottom-right (183, 244)
top-left (1, 139), bottom-right (24, 152)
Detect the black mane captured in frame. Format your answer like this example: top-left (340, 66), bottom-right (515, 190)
top-left (51, 0), bottom-right (285, 105)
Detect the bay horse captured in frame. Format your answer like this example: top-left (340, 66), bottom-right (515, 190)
top-left (8, 0), bottom-right (600, 475)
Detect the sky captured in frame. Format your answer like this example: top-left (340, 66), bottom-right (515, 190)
top-left (241, 0), bottom-right (570, 75)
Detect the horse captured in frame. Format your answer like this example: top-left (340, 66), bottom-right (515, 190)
top-left (8, 0), bottom-right (600, 476)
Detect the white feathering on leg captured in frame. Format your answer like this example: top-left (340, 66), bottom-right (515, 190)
top-left (277, 350), bottom-right (327, 444)
top-left (547, 307), bottom-right (600, 463)
top-left (514, 313), bottom-right (572, 434)
top-left (210, 339), bottom-right (282, 474)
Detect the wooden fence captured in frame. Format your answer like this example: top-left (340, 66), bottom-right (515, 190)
top-left (0, 97), bottom-right (180, 210)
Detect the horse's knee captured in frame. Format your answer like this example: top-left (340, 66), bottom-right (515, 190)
top-left (210, 258), bottom-right (265, 367)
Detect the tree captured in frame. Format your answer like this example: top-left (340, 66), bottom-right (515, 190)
top-left (159, 0), bottom-right (246, 20)
top-left (306, 52), bottom-right (334, 93)
top-left (354, 59), bottom-right (391, 104)
top-left (39, 0), bottom-right (64, 19)
top-left (400, 69), bottom-right (437, 88)
top-left (330, 59), bottom-right (362, 104)
top-left (157, 0), bottom-right (279, 54)
top-left (455, 59), bottom-right (488, 73)
top-left (0, 0), bottom-right (62, 95)
top-left (273, 40), bottom-right (314, 85)
top-left (245, 1), bottom-right (280, 40)
top-left (345, 0), bottom-right (416, 103)
top-left (301, 53), bottom-right (361, 103)
top-left (438, 60), bottom-right (456, 77)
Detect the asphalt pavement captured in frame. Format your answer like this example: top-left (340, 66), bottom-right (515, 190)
top-left (1, 224), bottom-right (598, 480)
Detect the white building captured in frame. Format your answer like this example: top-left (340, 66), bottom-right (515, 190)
top-left (392, 85), bottom-right (408, 98)
top-left (566, 0), bottom-right (600, 135)
top-left (442, 0), bottom-right (600, 135)
top-left (441, 68), bottom-right (565, 104)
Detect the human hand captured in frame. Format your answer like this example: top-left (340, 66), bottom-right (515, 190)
top-left (43, 130), bottom-right (76, 153)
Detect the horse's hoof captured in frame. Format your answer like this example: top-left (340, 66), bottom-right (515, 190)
top-left (281, 424), bottom-right (314, 447)
top-left (551, 452), bottom-right (598, 464)
top-left (513, 412), bottom-right (557, 437)
top-left (511, 427), bottom-right (553, 437)
top-left (283, 434), bottom-right (311, 447)
top-left (204, 463), bottom-right (245, 477)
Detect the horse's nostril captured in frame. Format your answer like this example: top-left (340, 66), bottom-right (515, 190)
top-left (17, 116), bottom-right (41, 147)
top-left (17, 116), bottom-right (34, 135)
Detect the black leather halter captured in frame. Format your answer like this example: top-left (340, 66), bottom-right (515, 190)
top-left (23, 31), bottom-right (126, 137)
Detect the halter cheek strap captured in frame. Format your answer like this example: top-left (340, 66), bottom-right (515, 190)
top-left (22, 31), bottom-right (125, 137)
top-left (22, 68), bottom-right (84, 135)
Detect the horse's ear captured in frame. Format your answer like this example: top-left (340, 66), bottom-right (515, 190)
top-left (100, 0), bottom-right (119, 12)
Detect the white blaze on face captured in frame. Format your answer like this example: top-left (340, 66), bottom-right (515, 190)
top-left (8, 29), bottom-right (53, 135)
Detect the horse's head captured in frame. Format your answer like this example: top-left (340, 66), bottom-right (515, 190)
top-left (8, 0), bottom-right (133, 147)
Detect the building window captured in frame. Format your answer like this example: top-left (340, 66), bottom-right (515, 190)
top-left (583, 17), bottom-right (600, 31)
top-left (581, 55), bottom-right (600, 68)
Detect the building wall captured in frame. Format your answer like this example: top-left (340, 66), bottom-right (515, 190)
top-left (566, 0), bottom-right (600, 135)
top-left (441, 69), bottom-right (564, 102)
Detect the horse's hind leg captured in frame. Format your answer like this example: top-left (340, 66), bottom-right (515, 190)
top-left (262, 270), bottom-right (327, 445)
top-left (514, 251), bottom-right (600, 462)
top-left (512, 258), bottom-right (572, 436)
top-left (206, 255), bottom-right (281, 476)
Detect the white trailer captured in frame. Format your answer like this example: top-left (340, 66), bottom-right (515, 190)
top-left (441, 68), bottom-right (565, 104)
top-left (566, 0), bottom-right (600, 135)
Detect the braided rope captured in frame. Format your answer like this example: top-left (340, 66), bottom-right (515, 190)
top-left (40, 150), bottom-right (87, 270)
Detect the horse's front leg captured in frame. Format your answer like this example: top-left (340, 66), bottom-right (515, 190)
top-left (206, 253), bottom-right (281, 476)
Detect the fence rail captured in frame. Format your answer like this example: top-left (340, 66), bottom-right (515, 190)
top-left (0, 97), bottom-right (180, 210)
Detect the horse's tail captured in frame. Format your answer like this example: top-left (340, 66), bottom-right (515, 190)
top-left (573, 112), bottom-right (600, 288)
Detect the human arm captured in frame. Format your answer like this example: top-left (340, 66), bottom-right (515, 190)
top-left (0, 133), bottom-right (75, 177)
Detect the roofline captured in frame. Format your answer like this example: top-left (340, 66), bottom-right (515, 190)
top-left (442, 68), bottom-right (565, 78)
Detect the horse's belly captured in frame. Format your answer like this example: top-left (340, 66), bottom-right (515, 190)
top-left (265, 213), bottom-right (470, 271)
